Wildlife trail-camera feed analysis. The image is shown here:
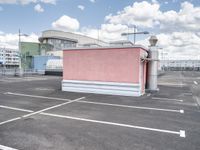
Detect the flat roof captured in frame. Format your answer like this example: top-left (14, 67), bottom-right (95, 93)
top-left (39, 30), bottom-right (108, 44)
top-left (39, 36), bottom-right (78, 43)
top-left (63, 45), bottom-right (149, 52)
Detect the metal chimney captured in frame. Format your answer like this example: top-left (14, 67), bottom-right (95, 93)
top-left (146, 35), bottom-right (159, 91)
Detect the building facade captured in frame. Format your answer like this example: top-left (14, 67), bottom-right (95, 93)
top-left (159, 60), bottom-right (200, 71)
top-left (39, 30), bottom-right (108, 51)
top-left (0, 48), bottom-right (19, 67)
top-left (33, 55), bottom-right (60, 72)
top-left (20, 42), bottom-right (53, 69)
top-left (62, 46), bottom-right (148, 96)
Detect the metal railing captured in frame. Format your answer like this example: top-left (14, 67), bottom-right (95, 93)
top-left (0, 68), bottom-right (42, 76)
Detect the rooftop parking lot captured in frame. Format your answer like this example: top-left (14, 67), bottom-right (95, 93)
top-left (0, 72), bottom-right (200, 150)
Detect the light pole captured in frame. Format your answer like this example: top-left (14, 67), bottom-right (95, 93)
top-left (121, 26), bottom-right (149, 44)
top-left (18, 29), bottom-right (28, 76)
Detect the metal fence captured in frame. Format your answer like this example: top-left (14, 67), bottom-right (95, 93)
top-left (0, 68), bottom-right (43, 76)
top-left (161, 67), bottom-right (200, 71)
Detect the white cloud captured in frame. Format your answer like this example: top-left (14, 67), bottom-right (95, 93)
top-left (151, 0), bottom-right (158, 4)
top-left (101, 1), bottom-right (200, 59)
top-left (105, 1), bottom-right (200, 33)
top-left (137, 31), bottom-right (200, 59)
top-left (0, 0), bottom-right (56, 5)
top-left (34, 4), bottom-right (44, 12)
top-left (157, 1), bottom-right (200, 32)
top-left (78, 5), bottom-right (84, 11)
top-left (40, 0), bottom-right (56, 5)
top-left (0, 0), bottom-right (36, 5)
top-left (89, 0), bottom-right (95, 3)
top-left (81, 24), bottom-right (132, 41)
top-left (52, 15), bottom-right (80, 31)
top-left (0, 32), bottom-right (39, 49)
top-left (105, 1), bottom-right (160, 28)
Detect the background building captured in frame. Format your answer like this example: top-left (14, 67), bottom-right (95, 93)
top-left (32, 55), bottom-right (60, 73)
top-left (39, 30), bottom-right (108, 51)
top-left (21, 42), bottom-right (53, 69)
top-left (159, 60), bottom-right (200, 71)
top-left (0, 48), bottom-right (19, 68)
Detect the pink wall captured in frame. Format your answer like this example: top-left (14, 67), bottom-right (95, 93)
top-left (63, 48), bottom-right (142, 83)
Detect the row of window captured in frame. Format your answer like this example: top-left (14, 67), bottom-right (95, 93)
top-left (46, 38), bottom-right (76, 51)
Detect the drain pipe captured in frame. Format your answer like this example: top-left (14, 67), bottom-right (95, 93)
top-left (146, 35), bottom-right (159, 92)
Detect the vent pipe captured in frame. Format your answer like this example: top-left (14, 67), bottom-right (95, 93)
top-left (146, 35), bottom-right (159, 91)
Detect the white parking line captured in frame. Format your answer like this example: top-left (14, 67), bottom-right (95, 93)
top-left (158, 82), bottom-right (186, 87)
top-left (182, 93), bottom-right (193, 96)
top-left (0, 105), bottom-right (33, 113)
top-left (0, 97), bottom-right (85, 126)
top-left (4, 92), bottom-right (70, 102)
top-left (79, 100), bottom-right (184, 114)
top-left (193, 81), bottom-right (198, 85)
top-left (0, 104), bottom-right (186, 138)
top-left (41, 112), bottom-right (186, 138)
top-left (4, 92), bottom-right (184, 114)
top-left (0, 144), bottom-right (18, 150)
top-left (0, 117), bottom-right (21, 126)
top-left (152, 97), bottom-right (183, 102)
top-left (22, 96), bottom-right (85, 118)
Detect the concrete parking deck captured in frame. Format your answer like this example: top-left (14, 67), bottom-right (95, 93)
top-left (0, 72), bottom-right (200, 150)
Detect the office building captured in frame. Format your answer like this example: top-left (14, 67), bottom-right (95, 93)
top-left (159, 60), bottom-right (200, 71)
top-left (39, 30), bottom-right (108, 51)
top-left (0, 48), bottom-right (19, 67)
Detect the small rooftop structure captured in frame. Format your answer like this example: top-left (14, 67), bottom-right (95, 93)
top-left (62, 45), bottom-right (148, 96)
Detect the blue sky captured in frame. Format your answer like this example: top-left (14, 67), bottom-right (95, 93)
top-left (0, 0), bottom-right (200, 59)
top-left (0, 0), bottom-right (198, 34)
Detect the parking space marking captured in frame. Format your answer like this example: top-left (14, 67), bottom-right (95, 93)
top-left (4, 92), bottom-right (184, 114)
top-left (0, 105), bottom-right (33, 113)
top-left (42, 112), bottom-right (186, 138)
top-left (152, 97), bottom-right (183, 102)
top-left (0, 144), bottom-right (18, 150)
top-left (158, 82), bottom-right (186, 87)
top-left (193, 81), bottom-right (198, 85)
top-left (22, 96), bottom-right (85, 118)
top-left (182, 93), bottom-right (193, 96)
top-left (0, 117), bottom-right (21, 125)
top-left (0, 97), bottom-right (85, 126)
top-left (79, 100), bottom-right (184, 114)
top-left (4, 92), bottom-right (70, 101)
top-left (0, 104), bottom-right (186, 138)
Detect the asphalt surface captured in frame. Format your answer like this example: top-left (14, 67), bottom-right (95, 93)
top-left (0, 72), bottom-right (199, 150)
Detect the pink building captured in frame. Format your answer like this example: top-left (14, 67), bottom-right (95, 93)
top-left (62, 46), bottom-right (148, 96)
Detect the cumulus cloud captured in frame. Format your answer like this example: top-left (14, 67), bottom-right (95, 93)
top-left (0, 0), bottom-right (56, 5)
top-left (40, 0), bottom-right (56, 5)
top-left (78, 5), bottom-right (85, 11)
top-left (52, 15), bottom-right (80, 31)
top-left (105, 1), bottom-right (200, 33)
top-left (157, 2), bottom-right (200, 32)
top-left (0, 32), bottom-right (39, 49)
top-left (89, 0), bottom-right (95, 3)
top-left (81, 24), bottom-right (133, 41)
top-left (136, 31), bottom-right (200, 59)
top-left (105, 1), bottom-right (160, 28)
top-left (102, 1), bottom-right (200, 59)
top-left (34, 4), bottom-right (44, 12)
